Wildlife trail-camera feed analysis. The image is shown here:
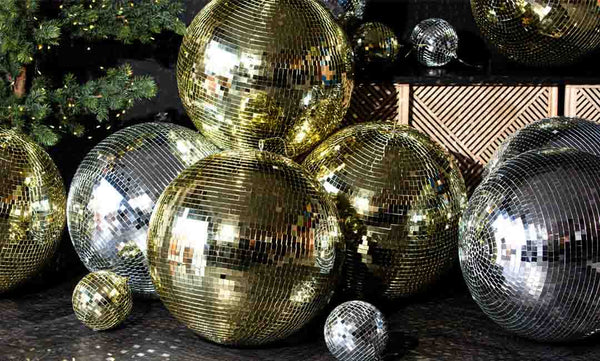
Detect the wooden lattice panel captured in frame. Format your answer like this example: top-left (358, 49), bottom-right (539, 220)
top-left (565, 85), bottom-right (600, 122)
top-left (342, 82), bottom-right (402, 126)
top-left (404, 84), bottom-right (559, 193)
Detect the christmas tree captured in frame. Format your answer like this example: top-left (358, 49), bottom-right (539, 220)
top-left (0, 0), bottom-right (186, 146)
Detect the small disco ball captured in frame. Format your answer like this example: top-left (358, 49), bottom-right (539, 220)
top-left (321, 0), bottom-right (366, 27)
top-left (410, 18), bottom-right (459, 67)
top-left (303, 122), bottom-right (467, 299)
top-left (324, 301), bottom-right (388, 361)
top-left (72, 271), bottom-right (133, 331)
top-left (147, 150), bottom-right (344, 346)
top-left (471, 0), bottom-right (600, 66)
top-left (177, 0), bottom-right (354, 157)
top-left (0, 129), bottom-right (66, 293)
top-left (67, 123), bottom-right (219, 297)
top-left (460, 148), bottom-right (600, 342)
top-left (485, 116), bottom-right (600, 178)
top-left (352, 22), bottom-right (400, 67)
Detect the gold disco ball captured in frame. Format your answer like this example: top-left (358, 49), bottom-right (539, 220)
top-left (471, 0), bottom-right (600, 66)
top-left (72, 271), bottom-right (133, 331)
top-left (177, 0), bottom-right (354, 157)
top-left (147, 150), bottom-right (344, 346)
top-left (303, 122), bottom-right (467, 299)
top-left (0, 129), bottom-right (66, 293)
top-left (352, 22), bottom-right (400, 67)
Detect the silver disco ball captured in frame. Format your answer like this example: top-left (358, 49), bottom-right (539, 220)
top-left (324, 301), bottom-right (388, 361)
top-left (460, 148), bottom-right (600, 342)
top-left (321, 0), bottom-right (366, 26)
top-left (485, 117), bottom-right (600, 178)
top-left (410, 18), bottom-right (458, 67)
top-left (67, 123), bottom-right (219, 297)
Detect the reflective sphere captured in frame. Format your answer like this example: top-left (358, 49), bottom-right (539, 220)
top-left (471, 0), bottom-right (600, 66)
top-left (72, 271), bottom-right (133, 331)
top-left (67, 123), bottom-right (219, 297)
top-left (177, 0), bottom-right (354, 157)
top-left (410, 18), bottom-right (458, 67)
top-left (460, 148), bottom-right (600, 342)
top-left (303, 122), bottom-right (467, 299)
top-left (486, 117), bottom-right (600, 178)
top-left (147, 150), bottom-right (344, 346)
top-left (324, 301), bottom-right (388, 361)
top-left (321, 0), bottom-right (366, 26)
top-left (0, 129), bottom-right (66, 293)
top-left (353, 22), bottom-right (400, 67)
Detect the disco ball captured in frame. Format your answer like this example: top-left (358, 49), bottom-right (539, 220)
top-left (72, 271), bottom-right (133, 331)
top-left (177, 0), bottom-right (354, 157)
top-left (0, 129), bottom-right (66, 293)
top-left (460, 148), bottom-right (600, 342)
top-left (67, 123), bottom-right (219, 297)
top-left (303, 122), bottom-right (467, 299)
top-left (471, 0), bottom-right (600, 66)
top-left (321, 0), bottom-right (366, 27)
top-left (147, 150), bottom-right (344, 346)
top-left (410, 18), bottom-right (458, 67)
top-left (485, 116), bottom-right (600, 178)
top-left (352, 22), bottom-right (400, 67)
top-left (324, 301), bottom-right (388, 361)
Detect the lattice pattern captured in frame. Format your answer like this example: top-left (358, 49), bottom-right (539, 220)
top-left (406, 85), bottom-right (559, 193)
top-left (342, 82), bottom-right (400, 126)
top-left (565, 86), bottom-right (600, 122)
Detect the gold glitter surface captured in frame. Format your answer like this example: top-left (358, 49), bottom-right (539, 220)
top-left (72, 271), bottom-right (133, 331)
top-left (352, 22), bottom-right (400, 66)
top-left (0, 129), bottom-right (66, 293)
top-left (471, 0), bottom-right (600, 66)
top-left (147, 150), bottom-right (344, 346)
top-left (303, 122), bottom-right (467, 299)
top-left (67, 123), bottom-right (219, 297)
top-left (177, 0), bottom-right (354, 157)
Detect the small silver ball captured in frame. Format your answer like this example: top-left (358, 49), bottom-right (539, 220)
top-left (324, 301), bottom-right (388, 361)
top-left (411, 18), bottom-right (458, 67)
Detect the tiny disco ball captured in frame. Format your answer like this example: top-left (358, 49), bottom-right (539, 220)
top-left (303, 122), bottom-right (467, 299)
top-left (485, 116), bottom-right (600, 178)
top-left (321, 0), bottom-right (366, 26)
top-left (460, 148), bottom-right (600, 342)
top-left (0, 129), bottom-right (66, 293)
top-left (147, 150), bottom-right (344, 346)
top-left (352, 22), bottom-right (400, 67)
top-left (324, 301), bottom-right (388, 361)
top-left (471, 0), bottom-right (600, 66)
top-left (67, 123), bottom-right (219, 297)
top-left (177, 0), bottom-right (354, 157)
top-left (72, 271), bottom-right (133, 331)
top-left (410, 18), bottom-right (459, 67)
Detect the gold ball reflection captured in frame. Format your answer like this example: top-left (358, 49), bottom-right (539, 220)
top-left (352, 22), bottom-right (400, 66)
top-left (72, 271), bottom-right (133, 331)
top-left (303, 122), bottom-right (467, 299)
top-left (177, 0), bottom-right (354, 157)
top-left (471, 0), bottom-right (600, 65)
top-left (0, 129), bottom-right (66, 293)
top-left (147, 150), bottom-right (344, 346)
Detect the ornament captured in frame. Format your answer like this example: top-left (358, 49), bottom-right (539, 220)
top-left (352, 22), bottom-right (400, 67)
top-left (67, 123), bottom-right (219, 297)
top-left (147, 150), bottom-right (344, 346)
top-left (324, 301), bottom-right (388, 361)
top-left (471, 0), bottom-right (600, 66)
top-left (321, 0), bottom-right (366, 27)
top-left (460, 148), bottom-right (600, 341)
top-left (0, 129), bottom-right (66, 293)
top-left (72, 271), bottom-right (133, 331)
top-left (410, 18), bottom-right (459, 67)
top-left (177, 0), bottom-right (354, 157)
top-left (303, 122), bottom-right (467, 299)
top-left (485, 116), bottom-right (600, 178)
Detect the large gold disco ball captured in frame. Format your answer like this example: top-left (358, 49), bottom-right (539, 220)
top-left (0, 129), bottom-right (66, 293)
top-left (303, 122), bottom-right (467, 299)
top-left (147, 150), bottom-right (344, 346)
top-left (177, 0), bottom-right (354, 157)
top-left (471, 0), bottom-right (600, 66)
top-left (67, 123), bottom-right (219, 297)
